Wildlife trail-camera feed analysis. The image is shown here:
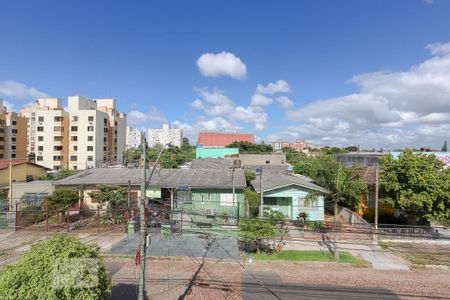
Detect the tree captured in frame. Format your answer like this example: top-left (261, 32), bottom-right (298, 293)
top-left (380, 149), bottom-right (450, 222)
top-left (442, 141), bottom-right (448, 152)
top-left (89, 185), bottom-right (128, 209)
top-left (0, 234), bottom-right (111, 300)
top-left (238, 219), bottom-right (275, 254)
top-left (294, 155), bottom-right (367, 209)
top-left (181, 137), bottom-right (191, 149)
top-left (53, 168), bottom-right (77, 180)
top-left (244, 188), bottom-right (259, 217)
top-left (27, 152), bottom-right (36, 163)
top-left (123, 148), bottom-right (141, 164)
top-left (226, 141), bottom-right (273, 153)
top-left (244, 170), bottom-right (256, 183)
top-left (45, 189), bottom-right (79, 211)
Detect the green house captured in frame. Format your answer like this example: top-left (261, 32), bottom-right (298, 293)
top-left (251, 172), bottom-right (327, 221)
top-left (150, 169), bottom-right (247, 227)
top-left (195, 145), bottom-right (239, 158)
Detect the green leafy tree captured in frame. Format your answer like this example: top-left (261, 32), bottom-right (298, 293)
top-left (45, 189), bottom-right (79, 211)
top-left (294, 155), bottom-right (367, 209)
top-left (89, 185), bottom-right (128, 209)
top-left (123, 148), bottom-right (142, 164)
top-left (244, 188), bottom-right (260, 217)
top-left (226, 141), bottom-right (273, 153)
top-left (442, 141), bottom-right (448, 152)
top-left (263, 208), bottom-right (285, 224)
top-left (380, 149), bottom-right (450, 222)
top-left (244, 170), bottom-right (256, 183)
top-left (238, 219), bottom-right (275, 254)
top-left (0, 234), bottom-right (111, 300)
top-left (53, 168), bottom-right (77, 180)
top-left (27, 152), bottom-right (36, 163)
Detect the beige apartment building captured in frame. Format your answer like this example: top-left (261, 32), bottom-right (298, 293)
top-left (0, 99), bottom-right (27, 160)
top-left (21, 96), bottom-right (126, 171)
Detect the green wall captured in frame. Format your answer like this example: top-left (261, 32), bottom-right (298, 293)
top-left (262, 185), bottom-right (324, 221)
top-left (195, 146), bottom-right (239, 158)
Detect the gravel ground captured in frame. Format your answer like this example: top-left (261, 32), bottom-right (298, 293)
top-left (107, 257), bottom-right (450, 299)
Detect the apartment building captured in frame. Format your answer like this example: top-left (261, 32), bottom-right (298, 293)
top-left (148, 123), bottom-right (182, 148)
top-left (198, 132), bottom-right (255, 147)
top-left (126, 126), bottom-right (145, 149)
top-left (21, 96), bottom-right (126, 171)
top-left (67, 96), bottom-right (126, 170)
top-left (271, 140), bottom-right (306, 152)
top-left (0, 99), bottom-right (28, 160)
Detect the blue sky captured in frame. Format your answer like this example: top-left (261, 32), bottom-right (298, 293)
top-left (1, 0), bottom-right (450, 148)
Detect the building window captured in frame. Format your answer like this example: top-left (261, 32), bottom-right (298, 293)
top-left (265, 160), bottom-right (270, 164)
top-left (73, 166), bottom-right (78, 170)
top-left (73, 146), bottom-right (78, 151)
top-left (53, 156), bottom-right (63, 161)
top-left (114, 121), bottom-right (118, 126)
top-left (71, 116), bottom-right (78, 122)
top-left (37, 156), bottom-right (43, 161)
top-left (11, 120), bottom-right (17, 126)
top-left (87, 146), bottom-right (93, 151)
top-left (11, 154), bottom-right (16, 159)
top-left (70, 156), bottom-right (77, 161)
top-left (88, 116), bottom-right (94, 122)
top-left (54, 116), bottom-right (63, 122)
top-left (12, 129), bottom-right (18, 134)
top-left (177, 190), bottom-right (192, 204)
top-left (264, 198), bottom-right (277, 205)
top-left (201, 195), bottom-right (205, 204)
top-left (220, 194), bottom-right (234, 206)
top-left (207, 193), bottom-right (212, 201)
top-left (37, 126), bottom-right (44, 132)
top-left (54, 126), bottom-right (63, 132)
top-left (104, 118), bottom-right (107, 124)
top-left (71, 126), bottom-right (78, 132)
top-left (53, 166), bottom-right (61, 171)
top-left (54, 146), bottom-right (63, 151)
top-left (71, 136), bottom-right (78, 141)
top-left (103, 146), bottom-right (107, 151)
top-left (87, 126), bottom-right (94, 132)
top-left (87, 156), bottom-right (93, 161)
top-left (38, 146), bottom-right (43, 151)
top-left (88, 136), bottom-right (93, 141)
top-left (103, 137), bottom-right (107, 142)
top-left (11, 145), bottom-right (16, 150)
top-left (38, 116), bottom-right (44, 122)
top-left (54, 136), bottom-right (63, 142)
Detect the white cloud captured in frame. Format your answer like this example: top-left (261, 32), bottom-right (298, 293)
top-left (275, 96), bottom-right (294, 109)
top-left (0, 80), bottom-right (48, 99)
top-left (283, 42), bottom-right (450, 148)
top-left (250, 94), bottom-right (273, 107)
top-left (196, 51), bottom-right (247, 80)
top-left (128, 107), bottom-right (167, 125)
top-left (191, 99), bottom-right (203, 109)
top-left (256, 80), bottom-right (291, 95)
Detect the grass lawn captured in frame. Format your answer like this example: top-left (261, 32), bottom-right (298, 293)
top-left (248, 250), bottom-right (368, 266)
top-left (381, 242), bottom-right (450, 266)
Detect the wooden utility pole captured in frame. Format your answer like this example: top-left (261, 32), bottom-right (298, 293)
top-left (138, 142), bottom-right (147, 300)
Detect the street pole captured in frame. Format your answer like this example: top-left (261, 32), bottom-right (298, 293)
top-left (128, 180), bottom-right (131, 208)
top-left (8, 161), bottom-right (13, 211)
top-left (138, 141), bottom-right (147, 300)
top-left (258, 168), bottom-right (264, 218)
top-left (232, 164), bottom-right (235, 207)
top-left (374, 166), bottom-right (379, 232)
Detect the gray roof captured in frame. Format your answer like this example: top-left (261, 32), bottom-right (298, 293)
top-left (55, 167), bottom-right (246, 189)
top-left (190, 158), bottom-right (237, 170)
top-left (243, 165), bottom-right (289, 174)
top-left (251, 172), bottom-right (327, 194)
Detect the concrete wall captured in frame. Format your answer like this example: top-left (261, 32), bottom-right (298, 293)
top-left (239, 153), bottom-right (287, 166)
top-left (0, 164), bottom-right (48, 185)
top-left (196, 146), bottom-right (239, 158)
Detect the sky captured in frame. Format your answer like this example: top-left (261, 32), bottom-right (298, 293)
top-left (1, 0), bottom-right (450, 149)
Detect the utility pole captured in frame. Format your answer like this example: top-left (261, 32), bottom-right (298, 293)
top-left (374, 165), bottom-right (379, 231)
top-left (8, 161), bottom-right (13, 211)
top-left (138, 141), bottom-right (147, 300)
top-left (258, 168), bottom-right (264, 218)
top-left (333, 166), bottom-right (341, 259)
top-left (232, 164), bottom-right (235, 207)
top-left (128, 180), bottom-right (131, 208)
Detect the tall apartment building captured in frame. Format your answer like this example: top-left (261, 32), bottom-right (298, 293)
top-left (148, 123), bottom-right (182, 148)
top-left (198, 132), bottom-right (255, 147)
top-left (67, 96), bottom-right (126, 170)
top-left (0, 99), bottom-right (27, 160)
top-left (21, 96), bottom-right (126, 171)
top-left (271, 140), bottom-right (306, 152)
top-left (126, 126), bottom-right (145, 149)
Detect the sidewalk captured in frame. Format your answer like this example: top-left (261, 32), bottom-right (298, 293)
top-left (285, 239), bottom-right (410, 271)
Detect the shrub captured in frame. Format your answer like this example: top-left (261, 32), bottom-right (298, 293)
top-left (0, 234), bottom-right (111, 300)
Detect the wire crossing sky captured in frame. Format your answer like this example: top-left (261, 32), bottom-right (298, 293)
top-left (1, 0), bottom-right (450, 148)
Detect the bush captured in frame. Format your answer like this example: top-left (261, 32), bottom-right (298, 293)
top-left (0, 234), bottom-right (111, 300)
top-left (295, 212), bottom-right (310, 227)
